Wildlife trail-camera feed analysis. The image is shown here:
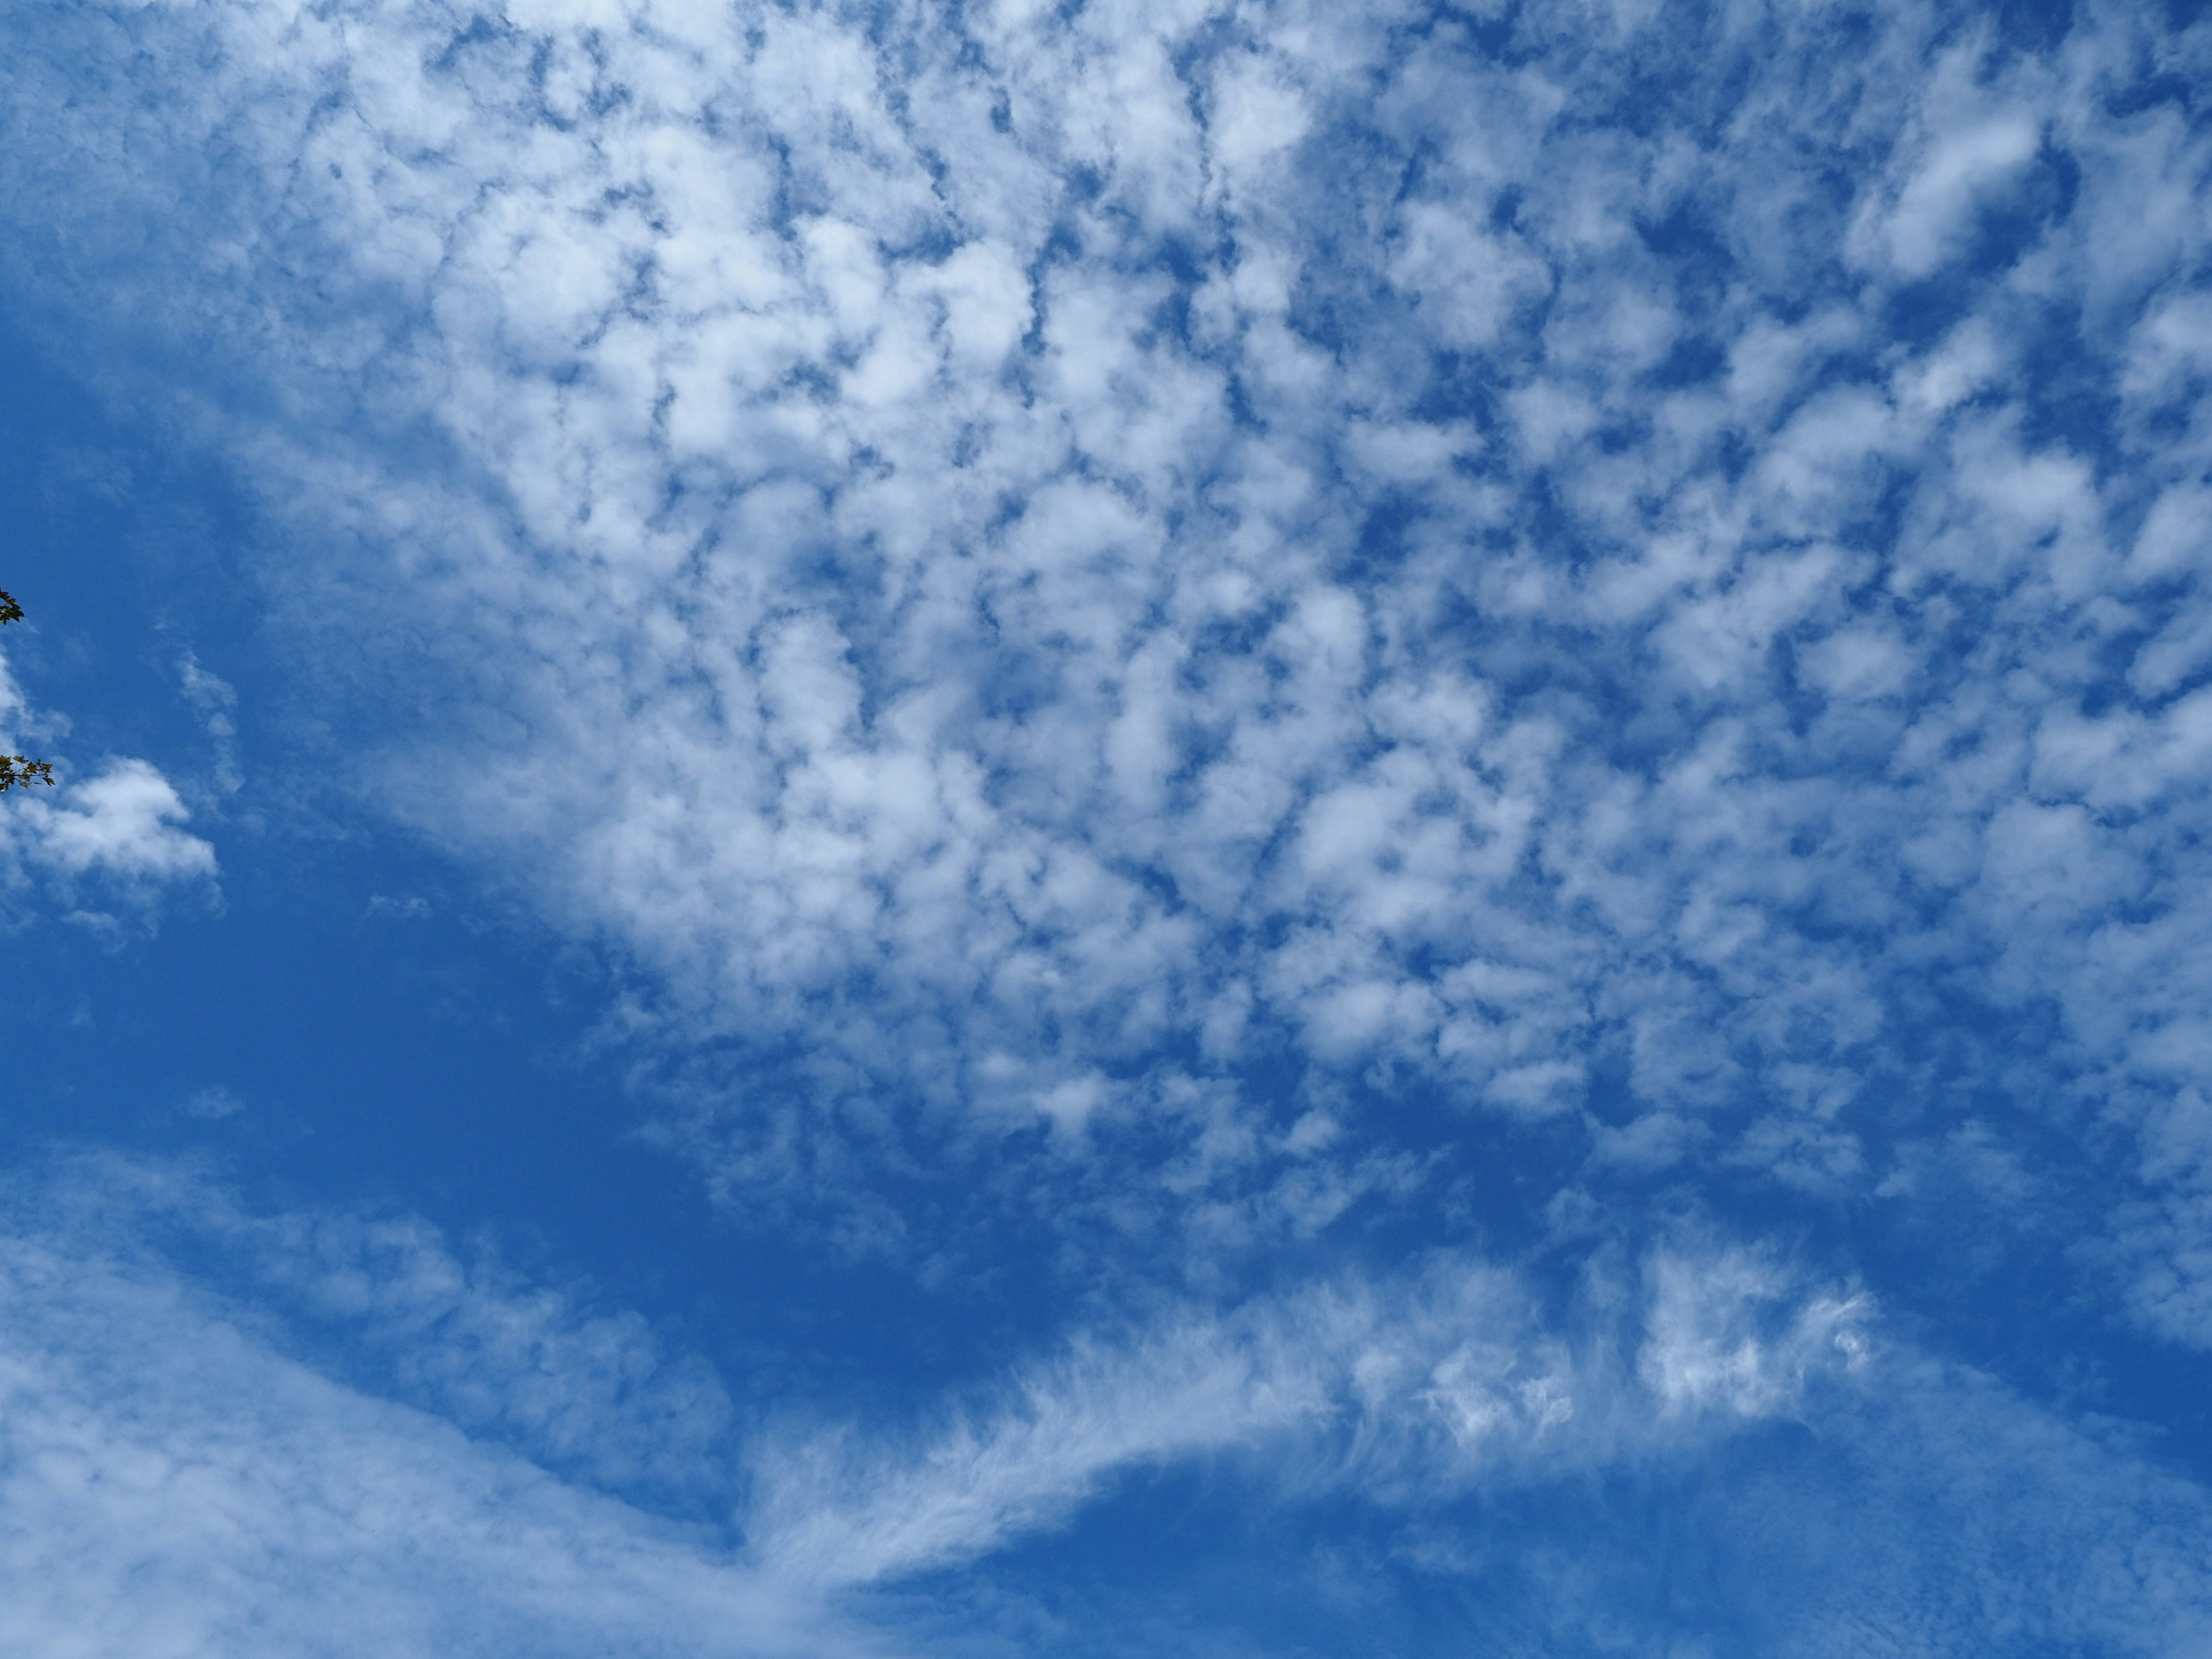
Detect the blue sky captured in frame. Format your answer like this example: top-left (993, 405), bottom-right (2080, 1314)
top-left (2, 0), bottom-right (2211, 1651)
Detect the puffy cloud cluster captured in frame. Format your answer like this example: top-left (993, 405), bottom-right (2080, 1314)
top-left (5, 1), bottom-right (2212, 1317)
top-left (0, 651), bottom-right (216, 928)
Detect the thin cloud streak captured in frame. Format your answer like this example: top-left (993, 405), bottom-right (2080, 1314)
top-left (0, 1191), bottom-right (873, 1659)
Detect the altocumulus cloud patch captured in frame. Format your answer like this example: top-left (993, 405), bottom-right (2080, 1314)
top-left (2, 0), bottom-right (2212, 1652)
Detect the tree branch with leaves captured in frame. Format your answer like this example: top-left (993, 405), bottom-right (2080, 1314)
top-left (0, 590), bottom-right (55, 792)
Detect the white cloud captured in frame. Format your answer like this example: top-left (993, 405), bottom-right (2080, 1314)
top-left (5, 0), bottom-right (2212, 1344)
top-left (737, 1237), bottom-right (2212, 1654)
top-left (0, 1187), bottom-right (871, 1659)
top-left (1638, 1249), bottom-right (1870, 1417)
top-left (20, 1152), bottom-right (739, 1512)
top-left (752, 1244), bottom-right (1868, 1589)
top-left (21, 759), bottom-right (215, 882)
top-left (1865, 104), bottom-right (2045, 280)
top-left (0, 1164), bottom-right (2205, 1658)
top-left (1, 650), bottom-right (217, 923)
top-left (9, 3), bottom-right (2212, 1650)
top-left (181, 1085), bottom-right (245, 1121)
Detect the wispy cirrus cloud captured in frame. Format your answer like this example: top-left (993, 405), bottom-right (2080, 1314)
top-left (0, 1162), bottom-right (860, 1659)
top-left (13, 1150), bottom-right (738, 1516)
top-left (6, 1150), bottom-right (2210, 1658)
top-left (750, 1244), bottom-right (1873, 1591)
